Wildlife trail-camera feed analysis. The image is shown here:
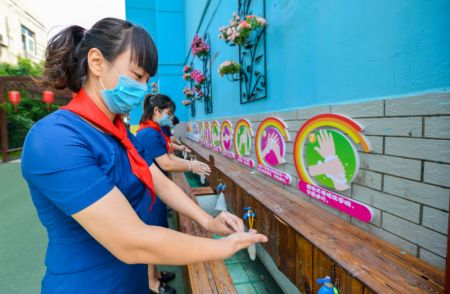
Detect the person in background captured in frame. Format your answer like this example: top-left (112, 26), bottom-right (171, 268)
top-left (165, 116), bottom-right (191, 154)
top-left (136, 94), bottom-right (215, 293)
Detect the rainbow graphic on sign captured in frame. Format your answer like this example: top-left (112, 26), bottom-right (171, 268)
top-left (294, 113), bottom-right (374, 222)
top-left (220, 120), bottom-right (235, 159)
top-left (212, 120), bottom-right (221, 153)
top-left (255, 117), bottom-right (292, 185)
top-left (204, 121), bottom-right (212, 148)
top-left (199, 121), bottom-right (205, 144)
top-left (234, 118), bottom-right (255, 168)
top-left (186, 122), bottom-right (193, 133)
top-left (186, 121), bottom-right (200, 142)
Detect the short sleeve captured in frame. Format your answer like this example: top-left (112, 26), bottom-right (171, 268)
top-left (136, 128), bottom-right (168, 165)
top-left (21, 117), bottom-right (115, 216)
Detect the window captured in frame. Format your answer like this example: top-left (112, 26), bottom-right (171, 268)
top-left (21, 25), bottom-right (35, 56)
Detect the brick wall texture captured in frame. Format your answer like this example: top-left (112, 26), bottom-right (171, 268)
top-left (178, 92), bottom-right (450, 269)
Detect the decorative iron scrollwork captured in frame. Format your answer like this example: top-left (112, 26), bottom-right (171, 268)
top-left (238, 0), bottom-right (267, 104)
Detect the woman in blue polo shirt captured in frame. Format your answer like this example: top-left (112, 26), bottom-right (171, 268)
top-left (21, 17), bottom-right (266, 294)
top-left (136, 94), bottom-right (211, 291)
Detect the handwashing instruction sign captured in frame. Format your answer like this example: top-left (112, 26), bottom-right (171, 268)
top-left (255, 117), bottom-right (292, 185)
top-left (203, 121), bottom-right (212, 148)
top-left (220, 120), bottom-right (235, 159)
top-left (294, 113), bottom-right (374, 222)
top-left (186, 121), bottom-right (200, 142)
top-left (212, 120), bottom-right (221, 153)
top-left (234, 118), bottom-right (255, 168)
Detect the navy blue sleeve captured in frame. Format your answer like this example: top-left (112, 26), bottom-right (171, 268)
top-left (135, 128), bottom-right (168, 165)
top-left (21, 117), bottom-right (115, 216)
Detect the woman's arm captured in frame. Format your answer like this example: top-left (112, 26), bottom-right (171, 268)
top-left (171, 136), bottom-right (181, 145)
top-left (171, 142), bottom-right (191, 153)
top-left (154, 153), bottom-right (210, 175)
top-left (150, 164), bottom-right (242, 234)
top-left (73, 187), bottom-right (267, 265)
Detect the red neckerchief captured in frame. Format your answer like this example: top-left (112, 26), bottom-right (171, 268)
top-left (61, 88), bottom-right (155, 208)
top-left (138, 120), bottom-right (172, 152)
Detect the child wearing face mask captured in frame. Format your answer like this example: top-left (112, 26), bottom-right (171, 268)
top-left (136, 94), bottom-right (212, 292)
top-left (162, 116), bottom-right (192, 154)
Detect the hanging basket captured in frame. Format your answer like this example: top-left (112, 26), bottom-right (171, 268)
top-left (226, 72), bottom-right (241, 82)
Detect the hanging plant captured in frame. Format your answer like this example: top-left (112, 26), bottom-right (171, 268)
top-left (191, 34), bottom-right (210, 58)
top-left (194, 86), bottom-right (205, 99)
top-left (183, 65), bottom-right (193, 73)
top-left (150, 82), bottom-right (159, 94)
top-left (183, 73), bottom-right (192, 81)
top-left (183, 86), bottom-right (194, 99)
top-left (191, 69), bottom-right (206, 86)
top-left (218, 12), bottom-right (266, 46)
top-left (218, 60), bottom-right (241, 81)
top-left (182, 99), bottom-right (192, 106)
top-left (183, 65), bottom-right (193, 81)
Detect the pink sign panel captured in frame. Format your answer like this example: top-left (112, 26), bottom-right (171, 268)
top-left (237, 155), bottom-right (255, 168)
top-left (257, 164), bottom-right (291, 185)
top-left (222, 149), bottom-right (235, 159)
top-left (298, 180), bottom-right (374, 222)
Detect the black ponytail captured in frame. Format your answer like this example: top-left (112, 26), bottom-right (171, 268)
top-left (140, 93), bottom-right (176, 124)
top-left (43, 25), bottom-right (85, 91)
top-left (42, 18), bottom-right (158, 93)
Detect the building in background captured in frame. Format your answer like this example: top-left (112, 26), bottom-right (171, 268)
top-left (0, 0), bottom-right (47, 64)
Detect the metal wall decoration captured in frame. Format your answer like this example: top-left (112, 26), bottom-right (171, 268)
top-left (201, 33), bottom-right (213, 114)
top-left (238, 0), bottom-right (267, 104)
top-left (189, 62), bottom-right (196, 117)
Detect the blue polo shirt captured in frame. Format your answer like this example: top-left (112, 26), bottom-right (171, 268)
top-left (21, 109), bottom-right (154, 293)
top-left (135, 127), bottom-right (170, 228)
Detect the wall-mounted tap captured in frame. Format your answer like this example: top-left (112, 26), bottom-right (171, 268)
top-left (215, 179), bottom-right (227, 212)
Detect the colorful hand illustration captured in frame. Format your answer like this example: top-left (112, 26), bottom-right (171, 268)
top-left (261, 132), bottom-right (285, 164)
top-left (222, 132), bottom-right (232, 144)
top-left (238, 128), bottom-right (250, 155)
top-left (308, 129), bottom-right (349, 190)
top-left (314, 129), bottom-right (336, 159)
top-left (212, 127), bottom-right (220, 145)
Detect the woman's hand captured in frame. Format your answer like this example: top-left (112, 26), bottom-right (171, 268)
top-left (205, 211), bottom-right (245, 236)
top-left (181, 145), bottom-right (192, 153)
top-left (192, 161), bottom-right (211, 176)
top-left (222, 229), bottom-right (268, 256)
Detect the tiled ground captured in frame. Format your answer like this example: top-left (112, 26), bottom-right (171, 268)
top-left (184, 170), bottom-right (209, 187)
top-left (214, 235), bottom-right (283, 294)
top-left (0, 161), bottom-right (47, 294)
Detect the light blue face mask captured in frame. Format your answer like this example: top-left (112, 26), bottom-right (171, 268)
top-left (157, 112), bottom-right (174, 128)
top-left (99, 66), bottom-right (148, 114)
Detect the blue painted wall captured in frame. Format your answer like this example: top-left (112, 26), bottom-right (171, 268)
top-left (126, 0), bottom-right (450, 122)
top-left (182, 0), bottom-right (450, 121)
top-left (125, 0), bottom-right (187, 125)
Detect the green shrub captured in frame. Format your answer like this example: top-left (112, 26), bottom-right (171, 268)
top-left (1, 57), bottom-right (59, 149)
top-left (7, 114), bottom-right (34, 149)
top-left (0, 57), bottom-right (43, 76)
